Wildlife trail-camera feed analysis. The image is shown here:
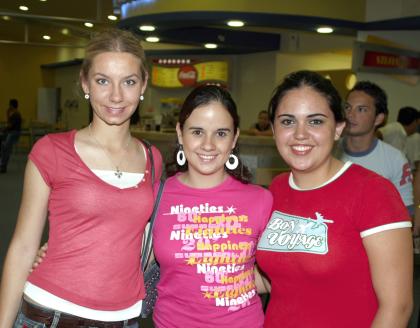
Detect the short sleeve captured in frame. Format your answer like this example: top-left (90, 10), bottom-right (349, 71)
top-left (356, 175), bottom-right (412, 237)
top-left (258, 189), bottom-right (274, 234)
top-left (28, 135), bottom-right (57, 187)
top-left (388, 151), bottom-right (413, 207)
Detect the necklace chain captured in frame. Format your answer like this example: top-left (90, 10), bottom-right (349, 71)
top-left (88, 124), bottom-right (131, 178)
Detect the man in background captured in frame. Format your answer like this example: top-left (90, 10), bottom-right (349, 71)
top-left (0, 99), bottom-right (22, 173)
top-left (379, 106), bottom-right (419, 153)
top-left (249, 110), bottom-right (272, 136)
top-left (335, 81), bottom-right (414, 217)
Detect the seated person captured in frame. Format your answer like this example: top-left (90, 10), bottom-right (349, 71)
top-left (249, 110), bottom-right (272, 136)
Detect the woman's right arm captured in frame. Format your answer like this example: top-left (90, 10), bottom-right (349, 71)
top-left (0, 160), bottom-right (50, 327)
top-left (254, 265), bottom-right (271, 294)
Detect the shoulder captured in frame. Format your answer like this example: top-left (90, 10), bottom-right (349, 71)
top-left (376, 140), bottom-right (408, 161)
top-left (269, 172), bottom-right (289, 191)
top-left (240, 181), bottom-right (272, 196)
top-left (32, 130), bottom-right (74, 150)
top-left (346, 163), bottom-right (396, 189)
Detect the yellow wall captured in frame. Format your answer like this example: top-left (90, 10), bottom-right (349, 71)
top-left (123, 0), bottom-right (366, 22)
top-left (0, 43), bottom-right (83, 125)
top-left (276, 52), bottom-right (352, 82)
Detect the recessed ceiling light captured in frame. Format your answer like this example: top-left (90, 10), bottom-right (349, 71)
top-left (43, 35), bottom-right (51, 40)
top-left (316, 26), bottom-right (334, 34)
top-left (227, 20), bottom-right (244, 27)
top-left (40, 0), bottom-right (47, 2)
top-left (19, 5), bottom-right (29, 11)
top-left (61, 28), bottom-right (69, 35)
top-left (2, 16), bottom-right (11, 21)
top-left (107, 15), bottom-right (118, 21)
top-left (204, 43), bottom-right (218, 49)
top-left (139, 25), bottom-right (156, 31)
top-left (146, 36), bottom-right (159, 43)
top-left (84, 22), bottom-right (94, 28)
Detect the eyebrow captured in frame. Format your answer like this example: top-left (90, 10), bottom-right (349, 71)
top-left (277, 113), bottom-right (328, 118)
top-left (187, 127), bottom-right (232, 132)
top-left (92, 73), bottom-right (140, 79)
top-left (345, 102), bottom-right (368, 107)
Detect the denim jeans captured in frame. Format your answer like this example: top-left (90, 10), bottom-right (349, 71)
top-left (14, 302), bottom-right (140, 328)
top-left (0, 130), bottom-right (20, 170)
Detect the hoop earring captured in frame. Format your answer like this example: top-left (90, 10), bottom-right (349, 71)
top-left (225, 153), bottom-right (239, 170)
top-left (140, 95), bottom-right (144, 101)
top-left (176, 146), bottom-right (186, 166)
top-left (84, 93), bottom-right (90, 100)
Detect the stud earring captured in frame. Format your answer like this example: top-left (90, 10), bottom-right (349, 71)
top-left (84, 93), bottom-right (90, 100)
top-left (225, 153), bottom-right (239, 170)
top-left (140, 95), bottom-right (144, 101)
top-left (176, 145), bottom-right (186, 166)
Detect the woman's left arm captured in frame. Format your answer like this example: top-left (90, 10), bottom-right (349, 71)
top-left (363, 228), bottom-right (413, 328)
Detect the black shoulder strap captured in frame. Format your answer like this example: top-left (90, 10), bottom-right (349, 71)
top-left (140, 138), bottom-right (164, 271)
top-left (142, 139), bottom-right (155, 186)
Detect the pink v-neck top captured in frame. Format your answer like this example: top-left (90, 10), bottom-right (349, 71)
top-left (27, 130), bottom-right (162, 310)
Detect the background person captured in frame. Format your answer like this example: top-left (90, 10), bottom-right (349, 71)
top-left (256, 70), bottom-right (413, 328)
top-left (335, 81), bottom-right (414, 216)
top-left (0, 29), bottom-right (162, 327)
top-left (248, 110), bottom-right (272, 136)
top-left (0, 99), bottom-right (22, 173)
top-left (152, 85), bottom-right (273, 328)
top-left (379, 106), bottom-right (419, 153)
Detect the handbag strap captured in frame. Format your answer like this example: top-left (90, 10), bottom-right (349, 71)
top-left (141, 180), bottom-right (164, 271)
top-left (141, 139), bottom-right (164, 271)
top-left (142, 139), bottom-right (155, 186)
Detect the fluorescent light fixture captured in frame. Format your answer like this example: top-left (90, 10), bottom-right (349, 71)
top-left (19, 5), bottom-right (29, 11)
top-left (107, 15), bottom-right (118, 21)
top-left (204, 43), bottom-right (218, 49)
top-left (316, 26), bottom-right (334, 34)
top-left (43, 35), bottom-right (51, 40)
top-left (139, 25), bottom-right (156, 31)
top-left (146, 36), bottom-right (160, 43)
top-left (227, 20), bottom-right (244, 27)
top-left (345, 73), bottom-right (357, 90)
top-left (84, 22), bottom-right (94, 28)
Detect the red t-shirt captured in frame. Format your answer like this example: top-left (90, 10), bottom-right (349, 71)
top-left (256, 163), bottom-right (411, 328)
top-left (28, 130), bottom-right (162, 310)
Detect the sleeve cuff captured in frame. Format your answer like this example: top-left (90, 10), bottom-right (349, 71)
top-left (360, 221), bottom-right (412, 238)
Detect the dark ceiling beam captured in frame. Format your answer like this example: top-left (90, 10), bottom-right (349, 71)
top-left (138, 27), bottom-right (280, 52)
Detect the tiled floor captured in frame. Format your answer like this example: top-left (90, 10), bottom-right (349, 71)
top-left (1, 151), bottom-right (419, 327)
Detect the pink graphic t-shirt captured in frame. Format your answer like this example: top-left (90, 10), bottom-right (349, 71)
top-left (153, 175), bottom-right (273, 328)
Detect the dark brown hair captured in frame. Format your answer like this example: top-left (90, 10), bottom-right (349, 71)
top-left (166, 85), bottom-right (252, 184)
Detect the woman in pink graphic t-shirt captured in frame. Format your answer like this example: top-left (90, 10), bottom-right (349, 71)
top-left (152, 85), bottom-right (273, 328)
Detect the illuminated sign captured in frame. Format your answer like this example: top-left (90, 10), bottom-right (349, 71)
top-left (151, 61), bottom-right (229, 88)
top-left (353, 41), bottom-right (420, 75)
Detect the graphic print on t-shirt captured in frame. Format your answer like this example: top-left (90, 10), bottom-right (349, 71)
top-left (258, 210), bottom-right (333, 254)
top-left (166, 202), bottom-right (258, 311)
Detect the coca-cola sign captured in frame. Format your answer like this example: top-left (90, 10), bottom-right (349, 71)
top-left (178, 65), bottom-right (198, 86)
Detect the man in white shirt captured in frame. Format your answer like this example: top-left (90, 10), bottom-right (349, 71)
top-left (335, 81), bottom-right (414, 217)
top-left (379, 106), bottom-right (419, 153)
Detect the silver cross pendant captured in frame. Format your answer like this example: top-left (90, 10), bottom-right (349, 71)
top-left (115, 168), bottom-right (123, 178)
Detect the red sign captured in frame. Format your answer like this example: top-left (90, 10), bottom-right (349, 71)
top-left (178, 65), bottom-right (198, 86)
top-left (363, 51), bottom-right (420, 69)
top-left (353, 42), bottom-right (420, 75)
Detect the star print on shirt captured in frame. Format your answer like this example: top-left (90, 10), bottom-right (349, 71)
top-left (226, 205), bottom-right (236, 214)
